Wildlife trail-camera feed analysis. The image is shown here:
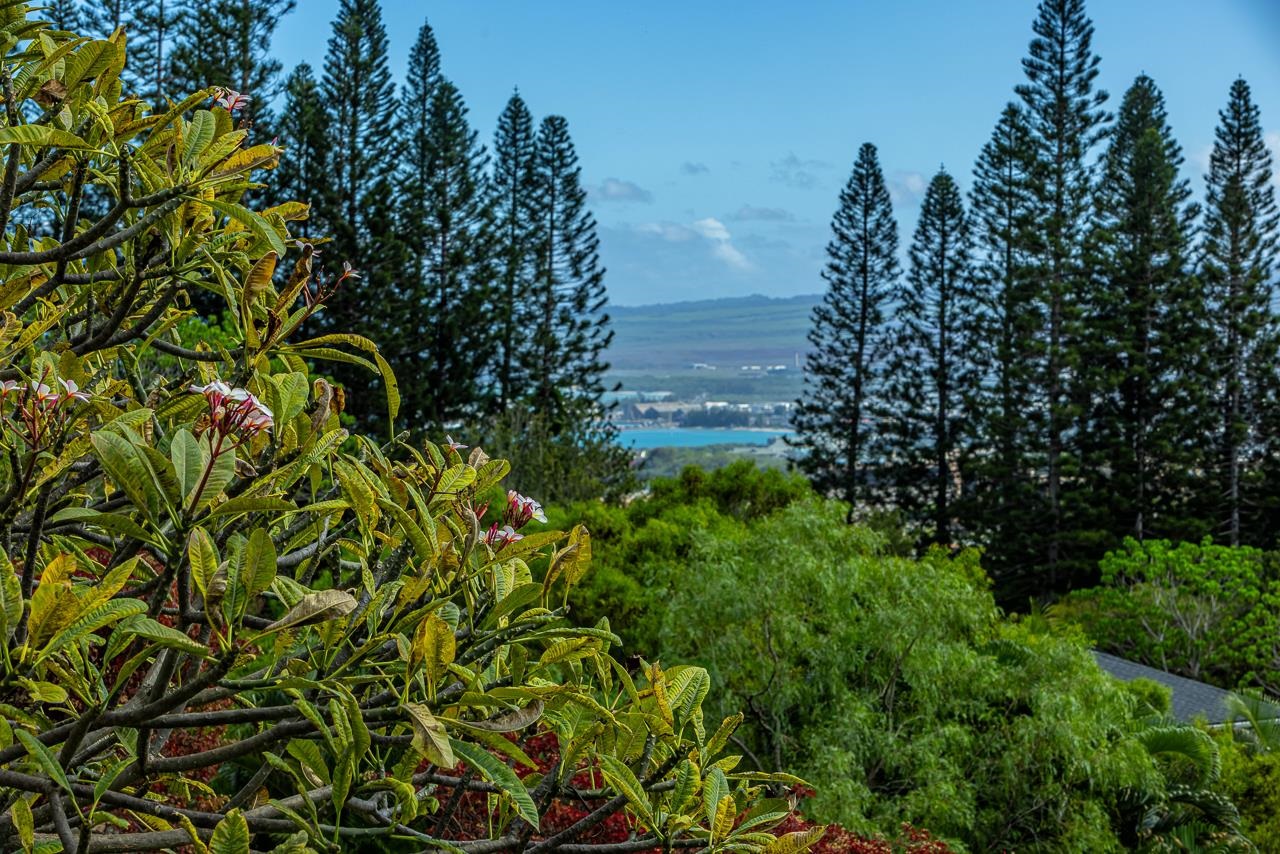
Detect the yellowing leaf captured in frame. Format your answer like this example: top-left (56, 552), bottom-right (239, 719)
top-left (764, 827), bottom-right (829, 853)
top-left (260, 589), bottom-right (356, 634)
top-left (410, 612), bottom-right (455, 694)
top-left (404, 703), bottom-right (455, 768)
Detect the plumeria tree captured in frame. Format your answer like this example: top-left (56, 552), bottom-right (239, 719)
top-left (0, 8), bottom-right (818, 853)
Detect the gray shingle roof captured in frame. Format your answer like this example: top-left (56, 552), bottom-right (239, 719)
top-left (1092, 651), bottom-right (1278, 725)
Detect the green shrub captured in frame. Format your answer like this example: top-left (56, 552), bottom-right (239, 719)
top-left (645, 501), bottom-right (1248, 852)
top-left (1058, 537), bottom-right (1280, 691)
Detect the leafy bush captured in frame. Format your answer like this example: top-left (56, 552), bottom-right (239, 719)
top-left (1058, 537), bottom-right (1280, 691)
top-left (0, 12), bottom-right (816, 853)
top-left (634, 500), bottom-right (1248, 851)
top-left (546, 462), bottom-right (813, 651)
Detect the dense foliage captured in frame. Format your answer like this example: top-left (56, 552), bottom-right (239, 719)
top-left (552, 465), bottom-right (1251, 851)
top-left (1058, 538), bottom-right (1280, 694)
top-left (0, 13), bottom-right (819, 852)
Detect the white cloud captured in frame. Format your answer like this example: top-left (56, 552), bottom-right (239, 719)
top-left (693, 217), bottom-right (752, 271)
top-left (681, 161), bottom-right (710, 175)
top-left (635, 217), bottom-right (753, 272)
top-left (591, 178), bottom-right (653, 203)
top-left (889, 170), bottom-right (928, 205)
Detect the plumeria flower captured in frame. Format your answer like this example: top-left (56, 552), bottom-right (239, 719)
top-left (0, 380), bottom-right (21, 397)
top-left (485, 524), bottom-right (523, 547)
top-left (58, 378), bottom-right (90, 403)
top-left (192, 380), bottom-right (273, 438)
top-left (505, 490), bottom-right (547, 529)
top-left (213, 87), bottom-right (251, 112)
top-left (444, 435), bottom-right (467, 452)
top-left (31, 382), bottom-right (58, 407)
top-left (190, 380), bottom-right (232, 407)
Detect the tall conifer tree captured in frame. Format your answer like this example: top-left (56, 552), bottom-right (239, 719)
top-left (791, 142), bottom-right (898, 519)
top-left (528, 115), bottom-right (613, 426)
top-left (273, 63), bottom-right (330, 238)
top-left (393, 78), bottom-right (495, 429)
top-left (1015, 0), bottom-right (1108, 586)
top-left (169, 0), bottom-right (296, 134)
top-left (1201, 78), bottom-right (1280, 545)
top-left (878, 170), bottom-right (979, 545)
top-left (42, 0), bottom-right (82, 32)
top-left (492, 93), bottom-right (539, 410)
top-left (1080, 75), bottom-right (1203, 547)
top-left (82, 1), bottom-right (127, 39)
top-left (127, 0), bottom-right (180, 103)
top-left (969, 104), bottom-right (1044, 588)
top-left (315, 0), bottom-right (399, 420)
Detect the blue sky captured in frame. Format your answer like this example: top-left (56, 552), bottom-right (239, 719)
top-left (272, 1), bottom-right (1280, 306)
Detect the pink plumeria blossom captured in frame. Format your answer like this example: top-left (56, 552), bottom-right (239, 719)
top-left (484, 524), bottom-right (523, 548)
top-left (58, 378), bottom-right (90, 403)
top-left (213, 87), bottom-right (251, 112)
top-left (0, 380), bottom-right (20, 397)
top-left (192, 380), bottom-right (273, 438)
top-left (504, 490), bottom-right (546, 529)
top-left (444, 434), bottom-right (467, 452)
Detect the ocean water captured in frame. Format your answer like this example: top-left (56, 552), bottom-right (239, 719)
top-left (618, 428), bottom-right (792, 449)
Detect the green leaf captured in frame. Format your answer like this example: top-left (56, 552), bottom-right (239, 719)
top-left (209, 808), bottom-right (250, 854)
top-left (91, 431), bottom-right (158, 522)
top-left (242, 528), bottom-right (277, 598)
top-left (170, 428), bottom-right (202, 501)
top-left (0, 124), bottom-right (94, 150)
top-left (15, 729), bottom-right (71, 793)
top-left (113, 614), bottom-right (207, 656)
top-left (201, 197), bottom-right (287, 257)
top-left (703, 767), bottom-right (729, 827)
top-left (451, 738), bottom-right (540, 830)
top-left (183, 110), bottom-right (216, 165)
top-left (47, 506), bottom-right (153, 543)
top-left (205, 495), bottom-right (296, 520)
top-left (0, 551), bottom-right (21, 641)
top-left (599, 754), bottom-right (655, 826)
top-left (37, 598), bottom-right (146, 662)
top-left (188, 527), bottom-right (218, 601)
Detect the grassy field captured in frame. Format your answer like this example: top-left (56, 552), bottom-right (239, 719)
top-left (607, 293), bottom-right (818, 371)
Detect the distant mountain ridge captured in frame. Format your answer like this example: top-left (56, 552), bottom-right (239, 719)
top-left (606, 292), bottom-right (820, 371)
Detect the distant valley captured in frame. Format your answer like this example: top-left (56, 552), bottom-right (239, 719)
top-left (606, 293), bottom-right (818, 372)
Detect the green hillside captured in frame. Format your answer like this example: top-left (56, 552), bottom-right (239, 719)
top-left (606, 293), bottom-right (818, 371)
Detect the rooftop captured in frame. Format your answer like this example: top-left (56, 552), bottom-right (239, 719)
top-left (1093, 651), bottom-right (1280, 725)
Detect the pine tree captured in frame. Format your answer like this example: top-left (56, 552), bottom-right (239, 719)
top-left (491, 92), bottom-right (539, 410)
top-left (878, 170), bottom-right (978, 545)
top-left (1080, 74), bottom-right (1204, 548)
top-left (393, 78), bottom-right (495, 430)
top-left (968, 103), bottom-right (1045, 590)
top-left (169, 0), bottom-right (297, 135)
top-left (315, 0), bottom-right (400, 422)
top-left (82, 1), bottom-right (128, 38)
top-left (127, 0), bottom-right (180, 103)
top-left (272, 63), bottom-right (330, 239)
top-left (1015, 0), bottom-right (1109, 587)
top-left (791, 142), bottom-right (899, 519)
top-left (527, 115), bottom-right (614, 426)
top-left (41, 0), bottom-right (83, 32)
top-left (1201, 78), bottom-right (1280, 545)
